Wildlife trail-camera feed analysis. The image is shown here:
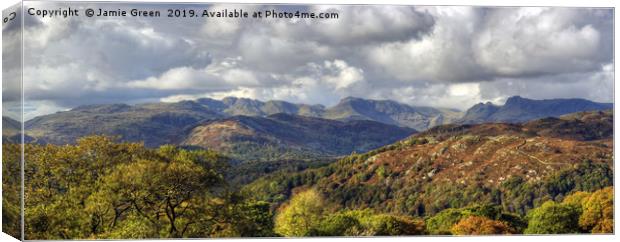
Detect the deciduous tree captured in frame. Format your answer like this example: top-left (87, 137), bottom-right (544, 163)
top-left (579, 187), bottom-right (613, 233)
top-left (524, 201), bottom-right (581, 234)
top-left (451, 216), bottom-right (514, 235)
top-left (274, 189), bottom-right (326, 236)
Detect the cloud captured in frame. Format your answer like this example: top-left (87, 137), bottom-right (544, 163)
top-left (275, 5), bottom-right (435, 45)
top-left (478, 63), bottom-right (614, 104)
top-left (20, 2), bottom-right (212, 107)
top-left (127, 57), bottom-right (260, 91)
top-left (366, 7), bottom-right (487, 82)
top-left (2, 5), bottom-right (24, 109)
top-left (160, 59), bottom-right (366, 106)
top-left (197, 5), bottom-right (435, 73)
top-left (382, 83), bottom-right (486, 110)
top-left (306, 59), bottom-right (365, 90)
top-left (473, 8), bottom-right (610, 77)
top-left (367, 7), bottom-right (612, 83)
top-left (12, 2), bottom-right (614, 119)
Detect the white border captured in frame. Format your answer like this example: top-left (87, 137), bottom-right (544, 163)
top-left (0, 1), bottom-right (617, 242)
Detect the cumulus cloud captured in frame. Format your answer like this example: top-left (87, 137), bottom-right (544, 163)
top-left (127, 57), bottom-right (260, 91)
top-left (2, 4), bottom-right (24, 111)
top-left (367, 7), bottom-right (486, 82)
top-left (366, 7), bottom-right (612, 82)
top-left (11, 2), bottom-right (614, 119)
top-left (20, 2), bottom-right (212, 107)
top-left (381, 83), bottom-right (486, 110)
top-left (473, 8), bottom-right (609, 77)
top-left (305, 59), bottom-right (365, 90)
top-left (274, 5), bottom-right (435, 45)
top-left (478, 63), bottom-right (614, 104)
top-left (161, 59), bottom-right (366, 106)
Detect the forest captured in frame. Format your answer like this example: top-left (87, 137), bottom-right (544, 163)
top-left (2, 135), bottom-right (613, 239)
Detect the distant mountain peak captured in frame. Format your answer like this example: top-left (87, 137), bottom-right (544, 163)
top-left (503, 95), bottom-right (534, 106)
top-left (459, 96), bottom-right (612, 124)
top-left (341, 96), bottom-right (358, 100)
top-left (338, 96), bottom-right (363, 103)
top-left (472, 101), bottom-right (498, 107)
top-left (71, 103), bottom-right (133, 113)
top-left (506, 95), bottom-right (524, 100)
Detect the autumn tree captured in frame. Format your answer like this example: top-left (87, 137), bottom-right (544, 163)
top-left (561, 191), bottom-right (591, 208)
top-left (579, 187), bottom-right (613, 233)
top-left (20, 136), bottom-right (239, 239)
top-left (451, 216), bottom-right (515, 235)
top-left (24, 136), bottom-right (142, 239)
top-left (367, 214), bottom-right (426, 235)
top-left (2, 143), bottom-right (22, 239)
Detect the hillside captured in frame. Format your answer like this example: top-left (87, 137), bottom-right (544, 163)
top-left (459, 96), bottom-right (612, 124)
top-left (244, 110), bottom-right (613, 216)
top-left (182, 113), bottom-right (416, 162)
top-left (2, 116), bottom-right (20, 136)
top-left (2, 116), bottom-right (21, 143)
top-left (25, 102), bottom-right (222, 147)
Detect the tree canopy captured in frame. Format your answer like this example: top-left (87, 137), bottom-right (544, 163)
top-left (2, 135), bottom-right (614, 239)
top-left (524, 201), bottom-right (581, 234)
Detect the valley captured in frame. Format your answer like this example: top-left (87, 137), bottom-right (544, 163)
top-left (181, 113), bottom-right (415, 162)
top-left (1, 96), bottom-right (614, 238)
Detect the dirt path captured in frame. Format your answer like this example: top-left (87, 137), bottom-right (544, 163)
top-left (487, 136), bottom-right (563, 166)
top-left (514, 139), bottom-right (564, 165)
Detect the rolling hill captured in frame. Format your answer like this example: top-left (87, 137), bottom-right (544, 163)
top-left (181, 113), bottom-right (416, 162)
top-left (25, 101), bottom-right (223, 147)
top-left (2, 116), bottom-right (20, 136)
top-left (244, 110), bottom-right (613, 216)
top-left (2, 116), bottom-right (21, 143)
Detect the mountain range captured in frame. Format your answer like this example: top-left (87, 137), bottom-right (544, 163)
top-left (2, 95), bottom-right (613, 162)
top-left (322, 97), bottom-right (462, 131)
top-left (196, 96), bottom-right (461, 131)
top-left (458, 96), bottom-right (612, 124)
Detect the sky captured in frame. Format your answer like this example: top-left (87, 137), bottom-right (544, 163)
top-left (2, 2), bottom-right (614, 120)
